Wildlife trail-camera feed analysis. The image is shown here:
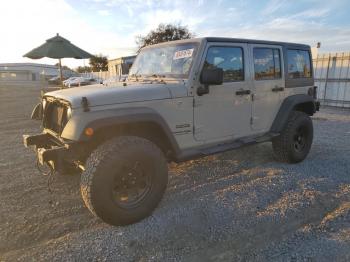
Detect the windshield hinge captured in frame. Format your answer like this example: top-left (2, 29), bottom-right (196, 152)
top-left (81, 97), bottom-right (90, 112)
top-left (192, 99), bottom-right (202, 107)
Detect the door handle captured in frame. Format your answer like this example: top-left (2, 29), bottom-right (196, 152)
top-left (272, 86), bottom-right (284, 92)
top-left (235, 89), bottom-right (251, 96)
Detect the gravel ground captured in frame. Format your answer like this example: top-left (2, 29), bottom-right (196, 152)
top-left (0, 86), bottom-right (350, 261)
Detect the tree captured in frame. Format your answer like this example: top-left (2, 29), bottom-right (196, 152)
top-left (89, 54), bottom-right (108, 71)
top-left (75, 66), bottom-right (92, 73)
top-left (136, 23), bottom-right (194, 50)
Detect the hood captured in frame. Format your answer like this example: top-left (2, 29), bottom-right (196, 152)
top-left (44, 82), bottom-right (186, 108)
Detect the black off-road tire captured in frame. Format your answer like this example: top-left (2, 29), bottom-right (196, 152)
top-left (80, 136), bottom-right (168, 226)
top-left (272, 111), bottom-right (313, 163)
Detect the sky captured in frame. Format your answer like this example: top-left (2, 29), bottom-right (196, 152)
top-left (1, 0), bottom-right (350, 68)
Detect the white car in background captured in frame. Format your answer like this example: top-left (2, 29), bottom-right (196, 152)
top-left (63, 77), bottom-right (79, 87)
top-left (64, 77), bottom-right (102, 87)
top-left (68, 77), bottom-right (90, 87)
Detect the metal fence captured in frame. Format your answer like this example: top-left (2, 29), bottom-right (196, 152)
top-left (80, 71), bottom-right (109, 80)
top-left (313, 52), bottom-right (350, 108)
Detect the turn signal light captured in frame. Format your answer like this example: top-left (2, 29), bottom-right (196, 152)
top-left (85, 127), bottom-right (94, 136)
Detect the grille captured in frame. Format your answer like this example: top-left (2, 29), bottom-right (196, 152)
top-left (43, 100), bottom-right (69, 135)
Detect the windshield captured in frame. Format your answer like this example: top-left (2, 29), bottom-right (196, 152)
top-left (129, 42), bottom-right (198, 79)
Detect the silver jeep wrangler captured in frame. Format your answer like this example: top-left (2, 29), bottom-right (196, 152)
top-left (24, 37), bottom-right (320, 226)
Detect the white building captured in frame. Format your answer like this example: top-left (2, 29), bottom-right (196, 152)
top-left (0, 63), bottom-right (75, 87)
top-left (0, 63), bottom-right (57, 81)
top-left (108, 55), bottom-right (136, 77)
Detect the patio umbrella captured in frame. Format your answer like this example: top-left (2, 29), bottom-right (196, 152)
top-left (23, 33), bottom-right (93, 88)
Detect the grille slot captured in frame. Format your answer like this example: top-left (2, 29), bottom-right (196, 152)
top-left (43, 100), bottom-right (69, 135)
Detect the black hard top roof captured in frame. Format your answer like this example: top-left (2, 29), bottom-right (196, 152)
top-left (142, 37), bottom-right (311, 50)
top-left (204, 37), bottom-right (310, 49)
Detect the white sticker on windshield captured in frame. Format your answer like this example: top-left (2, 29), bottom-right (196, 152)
top-left (173, 48), bottom-right (194, 60)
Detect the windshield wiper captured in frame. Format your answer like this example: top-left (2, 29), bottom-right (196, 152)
top-left (129, 73), bottom-right (171, 84)
top-left (141, 74), bottom-right (168, 84)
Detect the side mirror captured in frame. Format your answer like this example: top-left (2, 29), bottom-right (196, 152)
top-left (200, 68), bottom-right (224, 86)
top-left (31, 102), bottom-right (43, 120)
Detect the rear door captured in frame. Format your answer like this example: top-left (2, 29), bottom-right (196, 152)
top-left (249, 44), bottom-right (285, 132)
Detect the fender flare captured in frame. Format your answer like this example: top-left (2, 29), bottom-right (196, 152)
top-left (61, 107), bottom-right (180, 155)
top-left (270, 94), bottom-right (316, 133)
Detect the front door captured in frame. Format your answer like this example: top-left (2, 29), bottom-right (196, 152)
top-left (194, 43), bottom-right (252, 142)
top-left (249, 44), bottom-right (285, 132)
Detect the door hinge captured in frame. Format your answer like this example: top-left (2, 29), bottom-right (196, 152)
top-left (194, 126), bottom-right (203, 133)
top-left (193, 99), bottom-right (202, 107)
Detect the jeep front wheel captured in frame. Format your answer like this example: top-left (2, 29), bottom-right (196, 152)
top-left (80, 136), bottom-right (168, 226)
top-left (272, 111), bottom-right (313, 163)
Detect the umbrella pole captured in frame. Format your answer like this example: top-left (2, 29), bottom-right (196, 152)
top-left (59, 58), bottom-right (64, 89)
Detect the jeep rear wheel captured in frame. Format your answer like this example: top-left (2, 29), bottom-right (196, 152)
top-left (80, 136), bottom-right (168, 226)
top-left (272, 111), bottom-right (313, 163)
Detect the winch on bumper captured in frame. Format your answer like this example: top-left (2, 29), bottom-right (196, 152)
top-left (23, 133), bottom-right (83, 171)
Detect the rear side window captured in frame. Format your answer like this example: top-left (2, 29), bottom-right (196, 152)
top-left (203, 46), bottom-right (244, 82)
top-left (287, 49), bottom-right (312, 78)
top-left (253, 48), bottom-right (281, 80)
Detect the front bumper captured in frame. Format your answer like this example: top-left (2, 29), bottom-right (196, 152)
top-left (23, 133), bottom-right (72, 168)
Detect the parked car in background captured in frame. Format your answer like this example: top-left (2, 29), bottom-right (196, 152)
top-left (62, 77), bottom-right (102, 87)
top-left (68, 77), bottom-right (90, 87)
top-left (48, 75), bottom-right (67, 85)
top-left (63, 77), bottom-right (78, 87)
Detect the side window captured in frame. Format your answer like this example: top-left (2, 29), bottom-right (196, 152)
top-left (253, 48), bottom-right (281, 80)
top-left (203, 46), bottom-right (244, 82)
top-left (287, 49), bottom-right (312, 78)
